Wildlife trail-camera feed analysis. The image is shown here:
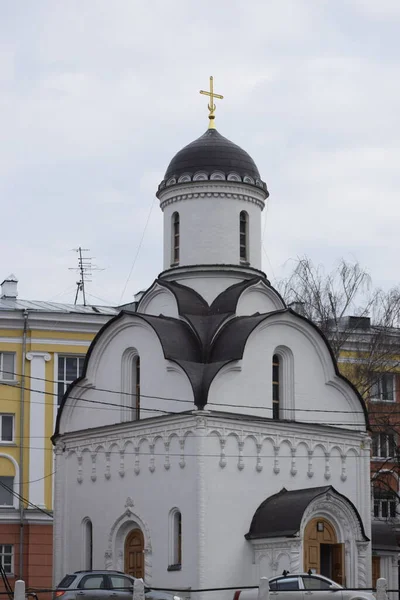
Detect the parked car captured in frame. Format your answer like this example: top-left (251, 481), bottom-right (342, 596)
top-left (55, 570), bottom-right (183, 600)
top-left (233, 573), bottom-right (376, 600)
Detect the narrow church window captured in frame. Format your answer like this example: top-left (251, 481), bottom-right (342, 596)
top-left (272, 354), bottom-right (280, 419)
top-left (134, 356), bottom-right (140, 420)
top-left (239, 211), bottom-right (249, 262)
top-left (168, 509), bottom-right (182, 569)
top-left (172, 212), bottom-right (180, 265)
top-left (121, 349), bottom-right (141, 422)
top-left (82, 518), bottom-right (93, 570)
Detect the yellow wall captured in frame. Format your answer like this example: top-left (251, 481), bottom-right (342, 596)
top-left (0, 323), bottom-right (98, 510)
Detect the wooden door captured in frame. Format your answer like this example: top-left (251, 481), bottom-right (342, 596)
top-left (303, 518), bottom-right (337, 576)
top-left (124, 529), bottom-right (144, 578)
top-left (332, 543), bottom-right (345, 586)
top-left (372, 556), bottom-right (381, 589)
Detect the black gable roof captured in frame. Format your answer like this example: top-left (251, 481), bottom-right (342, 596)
top-left (54, 278), bottom-right (369, 437)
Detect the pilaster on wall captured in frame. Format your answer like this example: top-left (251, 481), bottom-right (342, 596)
top-left (194, 413), bottom-right (207, 600)
top-left (52, 444), bottom-right (64, 587)
top-left (26, 352), bottom-right (51, 508)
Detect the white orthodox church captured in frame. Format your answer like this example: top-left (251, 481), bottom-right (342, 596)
top-left (53, 89), bottom-right (377, 597)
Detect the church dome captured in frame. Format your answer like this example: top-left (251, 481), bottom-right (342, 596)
top-left (157, 129), bottom-right (268, 195)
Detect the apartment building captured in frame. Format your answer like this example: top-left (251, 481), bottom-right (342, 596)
top-left (0, 274), bottom-right (116, 589)
top-left (335, 316), bottom-right (400, 588)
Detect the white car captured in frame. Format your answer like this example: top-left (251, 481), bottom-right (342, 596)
top-left (233, 573), bottom-right (375, 600)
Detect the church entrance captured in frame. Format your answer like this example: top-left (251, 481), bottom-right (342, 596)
top-left (304, 518), bottom-right (344, 585)
top-left (124, 529), bottom-right (144, 578)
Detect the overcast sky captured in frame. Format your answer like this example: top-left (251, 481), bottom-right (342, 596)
top-left (1, 0), bottom-right (399, 306)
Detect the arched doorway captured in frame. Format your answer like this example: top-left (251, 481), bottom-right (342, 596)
top-left (124, 529), bottom-right (144, 578)
top-left (304, 517), bottom-right (344, 585)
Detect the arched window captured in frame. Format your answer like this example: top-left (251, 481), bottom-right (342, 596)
top-left (82, 518), bottom-right (93, 570)
top-left (168, 508), bottom-right (182, 570)
top-left (121, 349), bottom-right (141, 422)
top-left (271, 347), bottom-right (295, 421)
top-left (239, 211), bottom-right (249, 262)
top-left (172, 212), bottom-right (180, 265)
top-left (134, 356), bottom-right (141, 420)
top-left (272, 354), bottom-right (280, 419)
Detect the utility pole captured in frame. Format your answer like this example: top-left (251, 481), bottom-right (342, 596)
top-left (69, 247), bottom-right (103, 306)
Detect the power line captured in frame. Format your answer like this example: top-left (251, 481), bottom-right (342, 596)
top-left (0, 479), bottom-right (52, 517)
top-left (0, 379), bottom-right (374, 424)
top-left (0, 446), bottom-right (375, 458)
top-left (119, 196), bottom-right (156, 304)
top-left (0, 369), bottom-right (386, 416)
top-left (0, 381), bottom-right (174, 415)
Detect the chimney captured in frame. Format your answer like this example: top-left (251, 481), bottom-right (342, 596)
top-left (1, 274), bottom-right (18, 299)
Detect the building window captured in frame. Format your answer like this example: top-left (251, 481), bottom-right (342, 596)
top-left (0, 477), bottom-right (14, 506)
top-left (168, 508), bottom-right (182, 569)
top-left (82, 518), bottom-right (93, 570)
top-left (371, 373), bottom-right (395, 402)
top-left (239, 211), bottom-right (249, 262)
top-left (172, 212), bottom-right (180, 265)
top-left (0, 353), bottom-right (15, 381)
top-left (121, 349), bottom-right (141, 422)
top-left (57, 355), bottom-right (85, 405)
top-left (272, 354), bottom-right (280, 420)
top-left (0, 545), bottom-right (13, 574)
top-left (372, 433), bottom-right (396, 459)
top-left (134, 356), bottom-right (140, 421)
top-left (0, 415), bottom-right (14, 443)
top-left (373, 489), bottom-right (397, 519)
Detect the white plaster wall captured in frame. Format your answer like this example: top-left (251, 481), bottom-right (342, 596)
top-left (61, 432), bottom-right (198, 591)
top-left (208, 312), bottom-right (365, 429)
top-left (199, 428), bottom-right (366, 597)
top-left (60, 316), bottom-right (194, 434)
top-left (165, 273), bottom-right (247, 306)
top-left (235, 284), bottom-right (285, 316)
top-left (57, 413), bottom-right (368, 600)
top-left (139, 288), bottom-right (179, 318)
top-left (162, 190), bottom-right (263, 270)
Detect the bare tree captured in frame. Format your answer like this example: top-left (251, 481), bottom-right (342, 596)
top-left (278, 256), bottom-right (400, 395)
top-left (278, 256), bottom-right (400, 519)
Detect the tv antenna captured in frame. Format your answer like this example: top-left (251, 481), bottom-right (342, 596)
top-left (69, 247), bottom-right (104, 306)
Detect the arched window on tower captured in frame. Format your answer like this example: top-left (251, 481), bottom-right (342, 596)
top-left (172, 212), bottom-right (180, 265)
top-left (272, 354), bottom-right (280, 419)
top-left (239, 211), bottom-right (249, 263)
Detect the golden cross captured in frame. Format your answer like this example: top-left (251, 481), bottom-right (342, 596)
top-left (200, 76), bottom-right (224, 129)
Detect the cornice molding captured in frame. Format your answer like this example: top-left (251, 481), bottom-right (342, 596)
top-left (160, 189), bottom-right (265, 211)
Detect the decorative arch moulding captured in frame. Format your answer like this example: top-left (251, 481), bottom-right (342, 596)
top-left (64, 422), bottom-right (361, 482)
top-left (160, 191), bottom-right (265, 211)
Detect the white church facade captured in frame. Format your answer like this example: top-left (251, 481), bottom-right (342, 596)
top-left (53, 93), bottom-right (380, 596)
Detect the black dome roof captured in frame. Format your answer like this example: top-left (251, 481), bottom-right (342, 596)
top-left (158, 129), bottom-right (267, 194)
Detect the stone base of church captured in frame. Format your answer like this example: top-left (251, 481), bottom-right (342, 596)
top-left (0, 519), bottom-right (53, 592)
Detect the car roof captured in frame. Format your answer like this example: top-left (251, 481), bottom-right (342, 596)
top-left (73, 571), bottom-right (130, 575)
top-left (270, 574), bottom-right (341, 587)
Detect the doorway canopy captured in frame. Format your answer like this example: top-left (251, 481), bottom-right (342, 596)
top-left (245, 486), bottom-right (368, 541)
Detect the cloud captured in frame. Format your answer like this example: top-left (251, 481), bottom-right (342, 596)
top-left (0, 0), bottom-right (399, 304)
